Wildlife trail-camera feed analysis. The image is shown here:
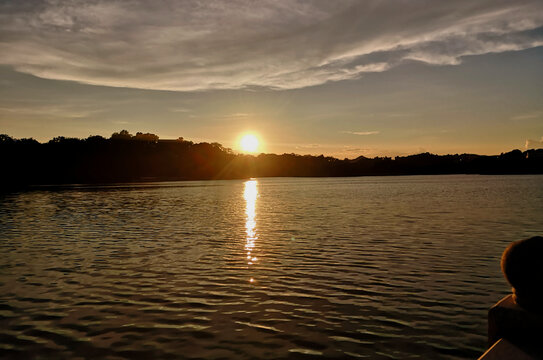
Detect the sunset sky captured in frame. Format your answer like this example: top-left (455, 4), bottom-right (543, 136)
top-left (1, 0), bottom-right (542, 158)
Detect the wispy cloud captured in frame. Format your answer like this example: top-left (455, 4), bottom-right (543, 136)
top-left (341, 130), bottom-right (380, 136)
top-left (169, 107), bottom-right (193, 113)
top-left (525, 137), bottom-right (543, 149)
top-left (511, 111), bottom-right (543, 121)
top-left (0, 104), bottom-right (102, 119)
top-left (227, 113), bottom-right (251, 118)
top-left (217, 112), bottom-right (254, 120)
top-left (295, 144), bottom-right (322, 149)
top-left (1, 0), bottom-right (542, 91)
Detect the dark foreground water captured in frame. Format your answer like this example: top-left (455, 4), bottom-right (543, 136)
top-left (1, 175), bottom-right (542, 359)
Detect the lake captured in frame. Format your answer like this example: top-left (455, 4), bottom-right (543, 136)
top-left (1, 175), bottom-right (542, 359)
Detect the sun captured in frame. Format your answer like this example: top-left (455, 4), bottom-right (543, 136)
top-left (240, 134), bottom-right (260, 153)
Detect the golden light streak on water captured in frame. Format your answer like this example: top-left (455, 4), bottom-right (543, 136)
top-left (244, 180), bottom-right (258, 280)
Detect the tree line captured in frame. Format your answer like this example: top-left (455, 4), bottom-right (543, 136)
top-left (1, 131), bottom-right (542, 188)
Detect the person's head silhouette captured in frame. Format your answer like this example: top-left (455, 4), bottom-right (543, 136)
top-left (501, 236), bottom-right (543, 312)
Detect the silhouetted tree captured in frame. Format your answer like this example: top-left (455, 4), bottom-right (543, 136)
top-left (0, 134), bottom-right (15, 144)
top-left (111, 130), bottom-right (132, 140)
top-left (1, 132), bottom-right (542, 188)
top-left (134, 132), bottom-right (159, 142)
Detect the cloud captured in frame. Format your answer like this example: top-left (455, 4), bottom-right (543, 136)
top-left (295, 144), bottom-right (321, 149)
top-left (525, 137), bottom-right (543, 149)
top-left (341, 130), bottom-right (380, 136)
top-left (225, 113), bottom-right (251, 118)
top-left (169, 107), bottom-right (192, 113)
top-left (0, 104), bottom-right (102, 119)
top-left (1, 0), bottom-right (543, 91)
top-left (511, 111), bottom-right (543, 121)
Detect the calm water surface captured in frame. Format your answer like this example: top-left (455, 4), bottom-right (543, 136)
top-left (1, 175), bottom-right (542, 359)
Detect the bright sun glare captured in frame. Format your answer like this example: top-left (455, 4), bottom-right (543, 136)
top-left (240, 134), bottom-right (259, 153)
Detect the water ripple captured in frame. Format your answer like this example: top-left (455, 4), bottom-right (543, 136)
top-left (1, 175), bottom-right (542, 359)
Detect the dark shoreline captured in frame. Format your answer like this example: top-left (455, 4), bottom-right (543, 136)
top-left (2, 134), bottom-right (542, 190)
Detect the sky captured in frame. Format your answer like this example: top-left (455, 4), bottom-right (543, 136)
top-left (1, 0), bottom-right (542, 158)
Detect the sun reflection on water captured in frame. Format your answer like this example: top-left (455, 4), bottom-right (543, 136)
top-left (244, 180), bottom-right (258, 281)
